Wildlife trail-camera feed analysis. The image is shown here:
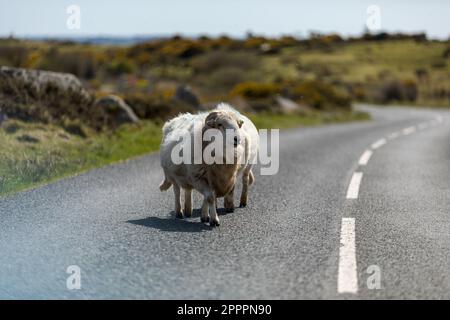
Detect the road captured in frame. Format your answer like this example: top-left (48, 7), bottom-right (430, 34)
top-left (0, 105), bottom-right (449, 299)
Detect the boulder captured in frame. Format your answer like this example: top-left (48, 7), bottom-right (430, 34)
top-left (0, 66), bottom-right (90, 100)
top-left (174, 85), bottom-right (200, 108)
top-left (94, 95), bottom-right (139, 127)
top-left (0, 66), bottom-right (94, 125)
top-left (275, 96), bottom-right (300, 113)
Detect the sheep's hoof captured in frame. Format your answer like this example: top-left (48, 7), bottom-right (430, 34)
top-left (239, 203), bottom-right (247, 208)
top-left (184, 211), bottom-right (192, 218)
top-left (175, 211), bottom-right (184, 219)
top-left (201, 216), bottom-right (209, 223)
top-left (210, 220), bottom-right (220, 227)
top-left (225, 207), bottom-right (234, 213)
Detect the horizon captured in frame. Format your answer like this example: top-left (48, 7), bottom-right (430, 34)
top-left (3, 31), bottom-right (443, 47)
top-left (1, 0), bottom-right (449, 40)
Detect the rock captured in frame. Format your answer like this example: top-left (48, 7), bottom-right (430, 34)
top-left (94, 95), bottom-right (139, 127)
top-left (174, 85), bottom-right (200, 108)
top-left (275, 96), bottom-right (300, 113)
top-left (0, 66), bottom-right (95, 125)
top-left (0, 66), bottom-right (90, 100)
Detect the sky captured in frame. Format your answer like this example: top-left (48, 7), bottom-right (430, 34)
top-left (0, 0), bottom-right (449, 39)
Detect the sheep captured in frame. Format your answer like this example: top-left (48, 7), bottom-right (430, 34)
top-left (159, 103), bottom-right (258, 226)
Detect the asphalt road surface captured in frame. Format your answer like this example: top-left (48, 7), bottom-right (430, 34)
top-left (0, 105), bottom-right (449, 299)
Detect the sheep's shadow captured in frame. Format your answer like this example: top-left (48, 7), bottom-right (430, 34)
top-left (127, 207), bottom-right (233, 233)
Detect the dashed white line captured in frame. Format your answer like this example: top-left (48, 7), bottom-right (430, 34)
top-left (371, 138), bottom-right (386, 150)
top-left (337, 217), bottom-right (358, 294)
top-left (402, 126), bottom-right (416, 135)
top-left (387, 132), bottom-right (400, 140)
top-left (358, 150), bottom-right (373, 166)
top-left (346, 172), bottom-right (363, 199)
top-left (338, 117), bottom-right (441, 294)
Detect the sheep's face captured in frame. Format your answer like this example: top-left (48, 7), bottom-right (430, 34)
top-left (205, 111), bottom-right (244, 149)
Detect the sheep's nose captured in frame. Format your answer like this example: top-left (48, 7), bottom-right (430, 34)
top-left (233, 136), bottom-right (238, 147)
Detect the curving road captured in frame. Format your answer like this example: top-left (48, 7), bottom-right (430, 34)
top-left (0, 105), bottom-right (449, 299)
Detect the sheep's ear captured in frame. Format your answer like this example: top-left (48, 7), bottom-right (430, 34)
top-left (205, 112), bottom-right (219, 128)
top-left (237, 119), bottom-right (244, 128)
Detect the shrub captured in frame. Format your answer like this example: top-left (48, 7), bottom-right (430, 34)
top-left (430, 59), bottom-right (446, 69)
top-left (159, 39), bottom-right (205, 59)
top-left (244, 97), bottom-right (278, 113)
top-left (373, 79), bottom-right (418, 103)
top-left (38, 48), bottom-right (98, 79)
top-left (203, 67), bottom-right (247, 91)
top-left (443, 45), bottom-right (450, 58)
top-left (124, 91), bottom-right (195, 121)
top-left (290, 80), bottom-right (351, 110)
top-left (243, 36), bottom-right (266, 49)
top-left (350, 84), bottom-right (366, 101)
top-left (374, 80), bottom-right (402, 103)
top-left (0, 45), bottom-right (29, 67)
top-left (415, 68), bottom-right (428, 81)
top-left (106, 59), bottom-right (136, 76)
top-left (191, 50), bottom-right (258, 74)
top-left (231, 82), bottom-right (280, 99)
top-left (400, 79), bottom-right (418, 102)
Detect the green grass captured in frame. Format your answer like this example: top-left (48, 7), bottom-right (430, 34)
top-left (286, 40), bottom-right (449, 82)
top-left (249, 110), bottom-right (370, 129)
top-left (0, 120), bottom-right (162, 196)
top-left (0, 110), bottom-right (369, 197)
top-left (268, 40), bottom-right (450, 107)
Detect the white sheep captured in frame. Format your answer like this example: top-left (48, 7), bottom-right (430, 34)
top-left (159, 103), bottom-right (258, 226)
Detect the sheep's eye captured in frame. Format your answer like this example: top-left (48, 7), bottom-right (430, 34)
top-left (217, 123), bottom-right (222, 127)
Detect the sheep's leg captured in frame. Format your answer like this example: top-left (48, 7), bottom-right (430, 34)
top-left (196, 182), bottom-right (211, 223)
top-left (248, 169), bottom-right (255, 185)
top-left (207, 191), bottom-right (220, 227)
top-left (224, 185), bottom-right (235, 213)
top-left (184, 188), bottom-right (192, 218)
top-left (173, 184), bottom-right (183, 218)
top-left (196, 181), bottom-right (219, 226)
top-left (240, 168), bottom-right (254, 208)
top-left (200, 199), bottom-right (209, 223)
top-left (200, 190), bottom-right (219, 226)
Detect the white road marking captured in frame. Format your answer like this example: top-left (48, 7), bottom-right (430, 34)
top-left (402, 126), bottom-right (416, 135)
top-left (338, 118), bottom-right (431, 294)
top-left (387, 132), bottom-right (400, 140)
top-left (346, 172), bottom-right (363, 199)
top-left (371, 138), bottom-right (386, 150)
top-left (358, 150), bottom-right (373, 166)
top-left (338, 217), bottom-right (358, 294)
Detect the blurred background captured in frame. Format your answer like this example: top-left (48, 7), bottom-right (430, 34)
top-left (0, 0), bottom-right (449, 195)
